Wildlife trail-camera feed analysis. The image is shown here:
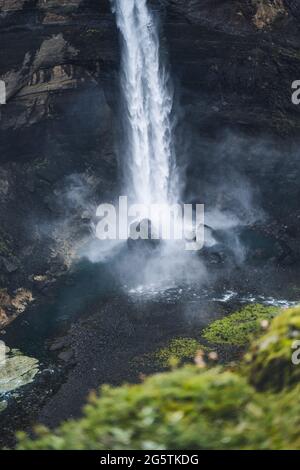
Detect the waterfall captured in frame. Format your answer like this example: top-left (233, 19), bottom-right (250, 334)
top-left (112, 0), bottom-right (178, 208)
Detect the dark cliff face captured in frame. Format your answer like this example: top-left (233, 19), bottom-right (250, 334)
top-left (0, 0), bottom-right (119, 324)
top-left (161, 0), bottom-right (300, 136)
top-left (160, 0), bottom-right (300, 265)
top-left (0, 0), bottom-right (300, 326)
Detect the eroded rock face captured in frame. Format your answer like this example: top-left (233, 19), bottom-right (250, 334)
top-left (157, 0), bottom-right (300, 134)
top-left (0, 1), bottom-right (119, 319)
top-left (253, 0), bottom-right (287, 29)
top-left (156, 0), bottom-right (300, 264)
top-left (0, 288), bottom-right (33, 328)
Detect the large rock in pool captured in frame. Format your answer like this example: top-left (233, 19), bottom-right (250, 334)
top-left (127, 219), bottom-right (160, 251)
top-left (0, 344), bottom-right (39, 395)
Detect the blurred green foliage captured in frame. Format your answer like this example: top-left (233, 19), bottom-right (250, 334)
top-left (244, 305), bottom-right (300, 390)
top-left (17, 306), bottom-right (300, 450)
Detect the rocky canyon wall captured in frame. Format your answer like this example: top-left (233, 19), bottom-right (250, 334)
top-left (1, 0), bottom-right (300, 327)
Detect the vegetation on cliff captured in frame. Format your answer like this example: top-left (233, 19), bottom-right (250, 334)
top-left (244, 305), bottom-right (300, 391)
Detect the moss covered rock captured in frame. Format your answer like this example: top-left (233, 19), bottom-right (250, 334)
top-left (154, 338), bottom-right (206, 367)
top-left (203, 304), bottom-right (279, 346)
top-left (244, 306), bottom-right (300, 391)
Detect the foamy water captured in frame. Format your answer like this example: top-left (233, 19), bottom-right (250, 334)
top-left (125, 282), bottom-right (298, 308)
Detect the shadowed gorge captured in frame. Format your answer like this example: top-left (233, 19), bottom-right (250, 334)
top-left (0, 0), bottom-right (300, 452)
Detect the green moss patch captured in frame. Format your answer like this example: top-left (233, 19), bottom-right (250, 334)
top-left (203, 304), bottom-right (280, 346)
top-left (154, 338), bottom-right (207, 367)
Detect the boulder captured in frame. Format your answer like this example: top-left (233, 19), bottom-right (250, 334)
top-left (127, 219), bottom-right (160, 251)
top-left (0, 400), bottom-right (7, 414)
top-left (0, 346), bottom-right (39, 394)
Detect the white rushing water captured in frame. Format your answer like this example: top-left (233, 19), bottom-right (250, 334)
top-left (113, 0), bottom-right (178, 207)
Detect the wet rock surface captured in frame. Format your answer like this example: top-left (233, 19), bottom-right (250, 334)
top-left (0, 345), bottom-right (39, 395)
